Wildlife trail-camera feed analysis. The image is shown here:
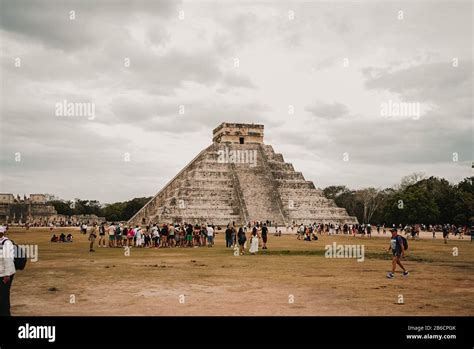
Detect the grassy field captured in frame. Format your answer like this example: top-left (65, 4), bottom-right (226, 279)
top-left (5, 227), bottom-right (474, 316)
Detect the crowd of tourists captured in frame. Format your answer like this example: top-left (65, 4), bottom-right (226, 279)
top-left (85, 221), bottom-right (271, 254)
top-left (290, 222), bottom-right (471, 243)
top-left (291, 222), bottom-right (386, 239)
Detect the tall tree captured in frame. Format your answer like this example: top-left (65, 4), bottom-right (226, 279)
top-left (356, 188), bottom-right (384, 224)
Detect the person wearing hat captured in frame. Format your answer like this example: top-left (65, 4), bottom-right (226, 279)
top-left (386, 228), bottom-right (409, 279)
top-left (0, 225), bottom-right (16, 316)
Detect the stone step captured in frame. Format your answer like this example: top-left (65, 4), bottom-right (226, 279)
top-left (163, 208), bottom-right (240, 216)
top-left (275, 180), bottom-right (316, 189)
top-left (271, 170), bottom-right (305, 180)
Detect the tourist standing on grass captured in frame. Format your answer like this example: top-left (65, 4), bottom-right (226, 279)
top-left (297, 224), bottom-right (304, 240)
top-left (88, 223), bottom-right (97, 252)
top-left (169, 224), bottom-right (175, 247)
top-left (180, 225), bottom-right (187, 247)
top-left (192, 225), bottom-right (200, 246)
top-left (98, 222), bottom-right (106, 248)
top-left (122, 225), bottom-right (128, 244)
top-left (115, 223), bottom-right (122, 247)
top-left (108, 222), bottom-right (116, 247)
top-left (174, 225), bottom-right (180, 247)
top-left (200, 225), bottom-right (207, 247)
top-left (249, 227), bottom-right (259, 254)
top-left (185, 224), bottom-right (193, 247)
top-left (0, 225), bottom-right (15, 316)
top-left (135, 225), bottom-right (143, 247)
top-left (225, 225), bottom-right (233, 248)
top-left (173, 224), bottom-right (179, 247)
top-left (231, 225), bottom-right (237, 246)
top-left (206, 225), bottom-right (214, 247)
top-left (151, 224), bottom-right (160, 248)
top-left (127, 226), bottom-right (135, 246)
top-left (304, 227), bottom-right (311, 241)
top-left (261, 223), bottom-right (268, 250)
top-left (144, 228), bottom-right (151, 248)
top-left (237, 227), bottom-right (246, 255)
top-left (442, 225), bottom-right (449, 244)
top-left (122, 226), bottom-right (128, 245)
top-left (415, 224), bottom-right (421, 240)
top-left (161, 224), bottom-right (168, 248)
top-left (386, 228), bottom-right (409, 279)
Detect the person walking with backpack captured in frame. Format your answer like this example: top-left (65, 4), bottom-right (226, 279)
top-left (387, 228), bottom-right (409, 279)
top-left (0, 225), bottom-right (16, 316)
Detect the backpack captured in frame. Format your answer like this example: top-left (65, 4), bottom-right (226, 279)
top-left (398, 235), bottom-right (408, 250)
top-left (2, 239), bottom-right (27, 270)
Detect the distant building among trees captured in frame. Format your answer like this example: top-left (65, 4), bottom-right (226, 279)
top-left (0, 193), bottom-right (57, 224)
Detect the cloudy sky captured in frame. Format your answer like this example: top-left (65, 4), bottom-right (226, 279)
top-left (0, 0), bottom-right (472, 203)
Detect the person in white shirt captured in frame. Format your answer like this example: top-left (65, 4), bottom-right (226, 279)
top-left (135, 226), bottom-right (143, 247)
top-left (151, 224), bottom-right (160, 248)
top-left (206, 225), bottom-right (214, 247)
top-left (108, 223), bottom-right (116, 247)
top-left (0, 225), bottom-right (16, 316)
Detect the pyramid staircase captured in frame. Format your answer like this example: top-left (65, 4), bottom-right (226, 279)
top-left (128, 131), bottom-right (358, 226)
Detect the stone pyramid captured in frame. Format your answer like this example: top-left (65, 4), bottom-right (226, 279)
top-left (128, 123), bottom-right (358, 226)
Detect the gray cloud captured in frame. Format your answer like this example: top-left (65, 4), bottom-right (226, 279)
top-left (0, 1), bottom-right (471, 202)
top-left (0, 0), bottom-right (177, 50)
top-left (305, 101), bottom-right (348, 119)
top-left (221, 73), bottom-right (256, 89)
top-left (364, 61), bottom-right (472, 105)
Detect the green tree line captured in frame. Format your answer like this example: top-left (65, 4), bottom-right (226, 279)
top-left (49, 197), bottom-right (151, 222)
top-left (323, 174), bottom-right (473, 225)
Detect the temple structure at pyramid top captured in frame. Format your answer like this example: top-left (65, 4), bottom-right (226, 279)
top-left (212, 122), bottom-right (264, 144)
top-left (128, 122), bottom-right (358, 227)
